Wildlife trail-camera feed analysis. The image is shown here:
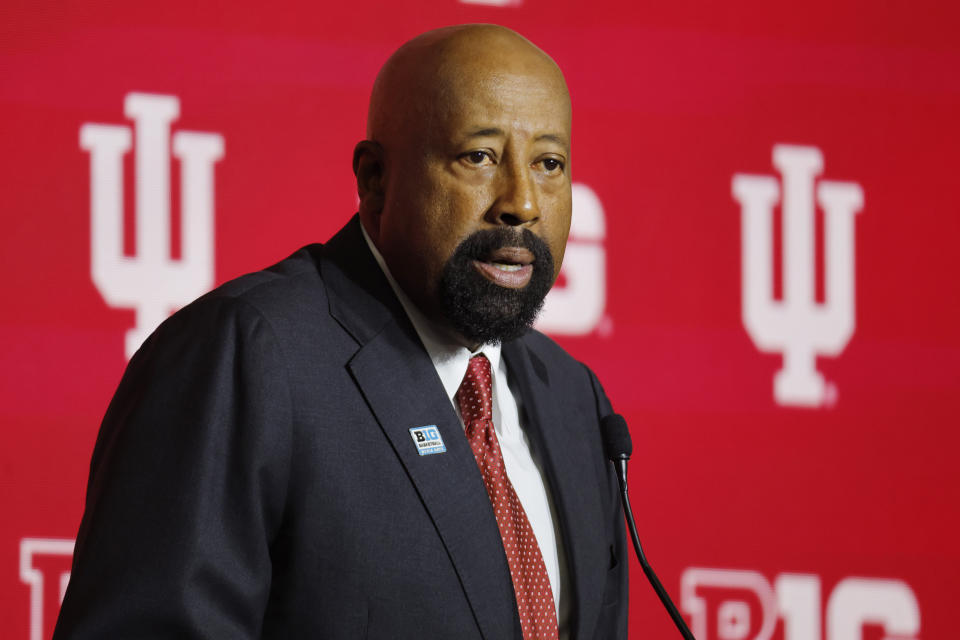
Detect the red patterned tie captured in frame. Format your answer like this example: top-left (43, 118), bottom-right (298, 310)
top-left (456, 354), bottom-right (559, 640)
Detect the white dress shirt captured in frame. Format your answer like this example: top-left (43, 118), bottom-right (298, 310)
top-left (360, 226), bottom-right (570, 637)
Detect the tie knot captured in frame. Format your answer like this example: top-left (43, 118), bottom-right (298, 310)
top-left (456, 354), bottom-right (493, 424)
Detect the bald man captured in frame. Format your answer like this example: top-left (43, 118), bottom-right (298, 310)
top-left (55, 25), bottom-right (628, 640)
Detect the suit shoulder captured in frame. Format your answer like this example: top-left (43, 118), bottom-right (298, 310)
top-left (516, 328), bottom-right (584, 372)
top-left (154, 244), bottom-right (335, 337)
top-left (515, 328), bottom-right (613, 417)
top-left (201, 244), bottom-right (327, 313)
top-left (135, 244), bottom-right (331, 356)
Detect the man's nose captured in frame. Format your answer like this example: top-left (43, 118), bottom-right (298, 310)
top-left (492, 164), bottom-right (540, 226)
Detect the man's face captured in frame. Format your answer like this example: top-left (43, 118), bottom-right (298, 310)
top-left (373, 57), bottom-right (573, 346)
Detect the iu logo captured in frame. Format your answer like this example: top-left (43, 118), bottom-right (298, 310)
top-left (733, 145), bottom-right (863, 407)
top-left (20, 538), bottom-right (75, 640)
top-left (80, 93), bottom-right (224, 360)
top-left (537, 183), bottom-right (607, 336)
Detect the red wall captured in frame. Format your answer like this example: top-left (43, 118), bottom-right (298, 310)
top-left (3, 2), bottom-right (959, 638)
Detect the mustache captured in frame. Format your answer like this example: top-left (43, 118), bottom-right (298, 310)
top-left (454, 227), bottom-right (551, 263)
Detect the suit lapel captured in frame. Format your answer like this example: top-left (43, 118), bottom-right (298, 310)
top-left (321, 218), bottom-right (520, 640)
top-left (503, 339), bottom-right (607, 640)
top-left (349, 324), bottom-right (520, 640)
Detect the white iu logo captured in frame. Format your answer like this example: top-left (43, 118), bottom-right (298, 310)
top-left (81, 93), bottom-right (224, 360)
top-left (733, 145), bottom-right (863, 407)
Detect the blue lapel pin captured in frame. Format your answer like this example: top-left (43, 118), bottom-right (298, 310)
top-left (409, 425), bottom-right (447, 456)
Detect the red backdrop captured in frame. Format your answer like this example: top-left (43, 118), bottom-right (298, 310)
top-left (4, 1), bottom-right (959, 639)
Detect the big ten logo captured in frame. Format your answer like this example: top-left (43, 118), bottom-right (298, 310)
top-left (413, 427), bottom-right (440, 443)
top-left (19, 538), bottom-right (75, 640)
top-left (409, 424), bottom-right (446, 455)
top-left (81, 92), bottom-right (224, 361)
top-left (733, 145), bottom-right (863, 408)
top-left (681, 568), bottom-right (920, 640)
top-left (537, 183), bottom-right (607, 336)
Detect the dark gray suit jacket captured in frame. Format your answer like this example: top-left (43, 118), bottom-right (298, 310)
top-left (55, 217), bottom-right (628, 639)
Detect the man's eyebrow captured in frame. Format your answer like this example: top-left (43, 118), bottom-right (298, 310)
top-left (462, 128), bottom-right (569, 152)
top-left (535, 133), bottom-right (570, 151)
top-left (464, 127), bottom-right (506, 139)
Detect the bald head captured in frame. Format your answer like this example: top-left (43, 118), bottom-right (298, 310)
top-left (366, 24), bottom-right (570, 150)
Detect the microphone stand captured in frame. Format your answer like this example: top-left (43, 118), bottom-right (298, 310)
top-left (612, 457), bottom-right (696, 640)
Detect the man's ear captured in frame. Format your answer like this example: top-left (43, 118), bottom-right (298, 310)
top-left (353, 140), bottom-right (386, 231)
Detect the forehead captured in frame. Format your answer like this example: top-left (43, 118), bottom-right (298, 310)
top-left (434, 67), bottom-right (571, 145)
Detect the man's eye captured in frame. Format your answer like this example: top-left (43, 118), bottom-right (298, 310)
top-left (541, 158), bottom-right (564, 173)
top-left (462, 151), bottom-right (491, 165)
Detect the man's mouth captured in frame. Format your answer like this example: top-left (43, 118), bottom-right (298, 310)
top-left (472, 247), bottom-right (535, 289)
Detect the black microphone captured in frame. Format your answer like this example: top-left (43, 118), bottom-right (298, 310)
top-left (600, 414), bottom-right (696, 640)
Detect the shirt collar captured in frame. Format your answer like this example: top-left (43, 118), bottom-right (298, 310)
top-left (359, 222), bottom-right (502, 403)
